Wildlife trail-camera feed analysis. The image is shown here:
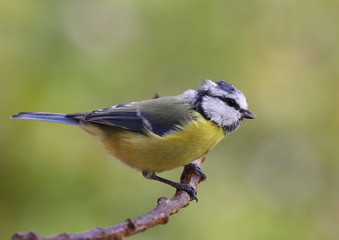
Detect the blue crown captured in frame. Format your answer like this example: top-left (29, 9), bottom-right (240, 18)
top-left (216, 80), bottom-right (238, 94)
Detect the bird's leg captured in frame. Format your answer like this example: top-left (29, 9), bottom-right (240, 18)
top-left (181, 162), bottom-right (207, 182)
top-left (142, 171), bottom-right (198, 201)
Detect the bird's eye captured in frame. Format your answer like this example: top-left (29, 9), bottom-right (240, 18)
top-left (227, 99), bottom-right (236, 106)
top-left (223, 98), bottom-right (238, 108)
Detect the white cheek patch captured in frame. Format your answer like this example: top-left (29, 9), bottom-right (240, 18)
top-left (201, 96), bottom-right (241, 127)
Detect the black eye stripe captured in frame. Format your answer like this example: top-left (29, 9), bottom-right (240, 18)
top-left (219, 97), bottom-right (240, 109)
top-left (193, 89), bottom-right (241, 117)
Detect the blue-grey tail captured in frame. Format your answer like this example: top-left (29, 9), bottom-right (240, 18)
top-left (11, 112), bottom-right (80, 125)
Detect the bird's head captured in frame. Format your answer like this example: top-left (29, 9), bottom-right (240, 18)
top-left (184, 80), bottom-right (256, 132)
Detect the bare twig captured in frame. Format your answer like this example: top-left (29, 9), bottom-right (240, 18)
top-left (12, 157), bottom-right (206, 240)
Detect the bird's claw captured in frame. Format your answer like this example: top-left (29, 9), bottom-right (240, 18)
top-left (176, 183), bottom-right (198, 202)
top-left (181, 163), bottom-right (207, 182)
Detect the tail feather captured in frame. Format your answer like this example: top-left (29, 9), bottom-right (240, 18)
top-left (11, 112), bottom-right (80, 125)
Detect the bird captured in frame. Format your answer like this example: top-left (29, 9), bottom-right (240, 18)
top-left (11, 80), bottom-right (255, 200)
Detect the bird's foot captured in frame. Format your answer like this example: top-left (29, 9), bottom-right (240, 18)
top-left (143, 171), bottom-right (198, 202)
top-left (181, 163), bottom-right (207, 182)
top-left (175, 183), bottom-right (198, 202)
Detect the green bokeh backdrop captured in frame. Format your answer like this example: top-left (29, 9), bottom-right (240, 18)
top-left (1, 0), bottom-right (338, 239)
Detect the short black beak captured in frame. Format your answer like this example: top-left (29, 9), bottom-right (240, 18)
top-left (242, 109), bottom-right (256, 119)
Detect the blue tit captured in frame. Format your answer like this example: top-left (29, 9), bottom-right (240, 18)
top-left (12, 80), bottom-right (255, 199)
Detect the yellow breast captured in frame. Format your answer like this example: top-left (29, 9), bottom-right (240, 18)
top-left (86, 113), bottom-right (225, 172)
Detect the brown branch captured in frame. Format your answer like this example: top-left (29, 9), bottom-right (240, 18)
top-left (12, 157), bottom-right (206, 240)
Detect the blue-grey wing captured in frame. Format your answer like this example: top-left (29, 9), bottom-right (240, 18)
top-left (86, 111), bottom-right (145, 133)
top-left (66, 96), bottom-right (196, 136)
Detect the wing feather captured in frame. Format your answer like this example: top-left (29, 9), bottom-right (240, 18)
top-left (66, 96), bottom-right (195, 136)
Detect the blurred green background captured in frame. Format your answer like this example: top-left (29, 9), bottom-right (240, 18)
top-left (1, 0), bottom-right (338, 239)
